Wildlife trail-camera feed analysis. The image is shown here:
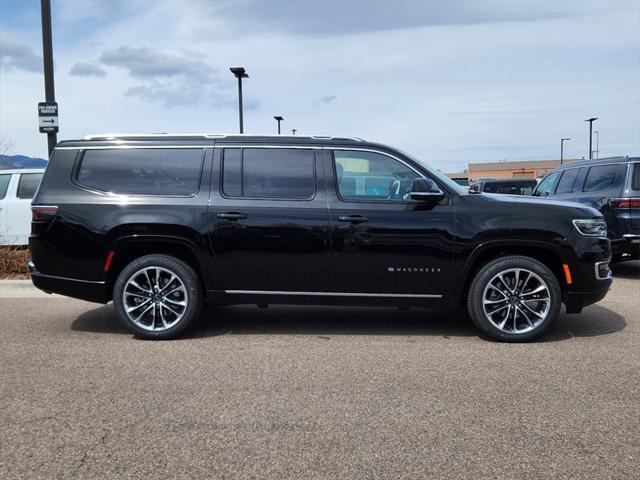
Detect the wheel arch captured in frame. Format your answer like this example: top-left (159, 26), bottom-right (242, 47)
top-left (105, 235), bottom-right (214, 301)
top-left (458, 240), bottom-right (569, 304)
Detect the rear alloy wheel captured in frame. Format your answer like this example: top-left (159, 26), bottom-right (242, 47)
top-left (467, 256), bottom-right (561, 342)
top-left (113, 255), bottom-right (202, 339)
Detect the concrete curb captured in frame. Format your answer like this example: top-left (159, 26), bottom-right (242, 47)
top-left (0, 279), bottom-right (58, 298)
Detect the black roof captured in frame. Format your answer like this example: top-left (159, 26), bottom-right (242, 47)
top-left (56, 133), bottom-right (374, 149)
top-left (553, 156), bottom-right (639, 170)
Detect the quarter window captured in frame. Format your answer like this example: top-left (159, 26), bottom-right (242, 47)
top-left (584, 164), bottom-right (619, 192)
top-left (78, 149), bottom-right (203, 196)
top-left (632, 163), bottom-right (640, 191)
top-left (533, 172), bottom-right (559, 197)
top-left (0, 174), bottom-right (10, 200)
top-left (17, 173), bottom-right (43, 199)
top-left (222, 148), bottom-right (315, 199)
top-left (333, 150), bottom-right (419, 201)
top-left (555, 168), bottom-right (581, 194)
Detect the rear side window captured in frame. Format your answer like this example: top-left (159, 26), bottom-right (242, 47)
top-left (632, 163), bottom-right (640, 191)
top-left (0, 174), bottom-right (10, 199)
top-left (583, 164), bottom-right (619, 192)
top-left (17, 173), bottom-right (43, 199)
top-left (533, 172), bottom-right (559, 197)
top-left (78, 149), bottom-right (203, 196)
top-left (222, 148), bottom-right (315, 199)
top-left (555, 168), bottom-right (580, 194)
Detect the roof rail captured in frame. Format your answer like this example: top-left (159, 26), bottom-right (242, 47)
top-left (83, 133), bottom-right (365, 142)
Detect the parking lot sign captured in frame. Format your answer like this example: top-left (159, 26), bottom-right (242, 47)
top-left (38, 102), bottom-right (58, 133)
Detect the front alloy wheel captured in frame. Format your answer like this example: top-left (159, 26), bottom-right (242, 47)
top-left (467, 255), bottom-right (561, 342)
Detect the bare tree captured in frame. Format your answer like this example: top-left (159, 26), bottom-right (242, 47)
top-left (0, 135), bottom-right (15, 156)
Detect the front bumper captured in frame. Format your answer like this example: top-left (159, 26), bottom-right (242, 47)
top-left (29, 262), bottom-right (109, 303)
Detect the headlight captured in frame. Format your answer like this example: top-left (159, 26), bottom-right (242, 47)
top-left (573, 219), bottom-right (607, 237)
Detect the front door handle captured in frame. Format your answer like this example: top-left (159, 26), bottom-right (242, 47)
top-left (217, 212), bottom-right (247, 220)
top-left (338, 215), bottom-right (368, 224)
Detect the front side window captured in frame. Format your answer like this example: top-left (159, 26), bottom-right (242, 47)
top-left (17, 173), bottom-right (43, 199)
top-left (0, 174), bottom-right (10, 200)
top-left (555, 168), bottom-right (581, 194)
top-left (222, 148), bottom-right (315, 199)
top-left (334, 150), bottom-right (420, 201)
top-left (583, 164), bottom-right (620, 192)
top-left (78, 149), bottom-right (203, 196)
top-left (533, 172), bottom-right (559, 197)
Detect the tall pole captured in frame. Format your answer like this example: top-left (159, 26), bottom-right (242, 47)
top-left (40, 0), bottom-right (56, 156)
top-left (594, 131), bottom-right (599, 159)
top-left (237, 76), bottom-right (244, 134)
top-left (274, 116), bottom-right (283, 134)
top-left (230, 67), bottom-right (248, 134)
top-left (560, 137), bottom-right (570, 165)
top-left (291, 129), bottom-right (297, 135)
top-left (585, 117), bottom-right (598, 159)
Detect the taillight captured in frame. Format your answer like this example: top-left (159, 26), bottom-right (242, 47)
top-left (32, 205), bottom-right (58, 221)
top-left (610, 198), bottom-right (640, 208)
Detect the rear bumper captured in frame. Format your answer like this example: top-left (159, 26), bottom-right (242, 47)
top-left (29, 262), bottom-right (110, 303)
top-left (611, 234), bottom-right (640, 258)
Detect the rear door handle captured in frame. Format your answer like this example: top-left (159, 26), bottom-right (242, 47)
top-left (217, 212), bottom-right (247, 220)
top-left (338, 215), bottom-right (368, 224)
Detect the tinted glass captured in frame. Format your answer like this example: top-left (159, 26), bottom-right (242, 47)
top-left (533, 172), bottom-right (559, 197)
top-left (584, 164), bottom-right (619, 192)
top-left (334, 150), bottom-right (419, 201)
top-left (555, 168), bottom-right (580, 194)
top-left (222, 148), bottom-right (315, 199)
top-left (222, 148), bottom-right (242, 197)
top-left (632, 163), bottom-right (640, 191)
top-left (0, 174), bottom-right (10, 200)
top-left (78, 149), bottom-right (203, 196)
top-left (17, 173), bottom-right (43, 199)
top-left (483, 182), bottom-right (534, 195)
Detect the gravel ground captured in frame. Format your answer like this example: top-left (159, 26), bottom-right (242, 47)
top-left (1, 261), bottom-right (638, 479)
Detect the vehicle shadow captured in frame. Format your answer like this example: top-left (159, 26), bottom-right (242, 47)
top-left (71, 302), bottom-right (626, 343)
top-left (611, 259), bottom-right (640, 279)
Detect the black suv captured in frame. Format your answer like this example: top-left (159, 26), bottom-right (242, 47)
top-left (533, 157), bottom-right (640, 262)
top-left (469, 179), bottom-right (538, 195)
top-left (30, 134), bottom-right (612, 341)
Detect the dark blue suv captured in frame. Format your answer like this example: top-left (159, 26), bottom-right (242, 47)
top-left (534, 157), bottom-right (640, 262)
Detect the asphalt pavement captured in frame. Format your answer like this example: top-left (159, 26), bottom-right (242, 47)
top-left (1, 262), bottom-right (639, 479)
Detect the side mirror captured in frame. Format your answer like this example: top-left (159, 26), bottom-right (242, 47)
top-left (410, 178), bottom-right (445, 202)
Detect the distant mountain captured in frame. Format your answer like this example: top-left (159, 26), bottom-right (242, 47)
top-left (0, 154), bottom-right (48, 170)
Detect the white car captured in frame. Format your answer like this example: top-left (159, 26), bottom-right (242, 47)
top-left (0, 169), bottom-right (45, 245)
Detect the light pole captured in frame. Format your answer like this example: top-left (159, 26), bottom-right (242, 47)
top-left (291, 129), bottom-right (297, 135)
top-left (274, 116), bottom-right (283, 134)
top-left (594, 130), bottom-right (599, 159)
top-left (585, 117), bottom-right (598, 159)
top-left (40, 0), bottom-right (56, 156)
top-left (230, 67), bottom-right (248, 133)
top-left (560, 137), bottom-right (571, 165)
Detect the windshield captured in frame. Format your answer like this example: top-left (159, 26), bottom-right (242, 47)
top-left (401, 151), bottom-right (467, 194)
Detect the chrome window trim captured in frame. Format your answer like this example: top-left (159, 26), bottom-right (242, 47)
top-left (225, 290), bottom-right (442, 298)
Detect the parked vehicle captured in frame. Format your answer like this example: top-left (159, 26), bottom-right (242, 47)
top-left (534, 157), bottom-right (639, 262)
top-left (30, 134), bottom-right (612, 341)
top-left (0, 168), bottom-right (44, 245)
top-left (469, 179), bottom-right (537, 195)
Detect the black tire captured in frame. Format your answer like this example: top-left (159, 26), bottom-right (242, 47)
top-left (113, 254), bottom-right (203, 340)
top-left (466, 255), bottom-right (562, 342)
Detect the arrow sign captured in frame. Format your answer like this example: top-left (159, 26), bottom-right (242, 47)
top-left (38, 101), bottom-right (59, 133)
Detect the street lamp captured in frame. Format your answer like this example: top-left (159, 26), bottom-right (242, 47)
top-left (230, 67), bottom-right (248, 134)
top-left (594, 130), bottom-right (599, 159)
top-left (585, 117), bottom-right (598, 159)
top-left (291, 129), bottom-right (297, 135)
top-left (274, 115), bottom-right (284, 134)
top-left (560, 137), bottom-right (571, 165)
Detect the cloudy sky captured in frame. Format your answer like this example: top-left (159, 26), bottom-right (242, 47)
top-left (1, 0), bottom-right (638, 171)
